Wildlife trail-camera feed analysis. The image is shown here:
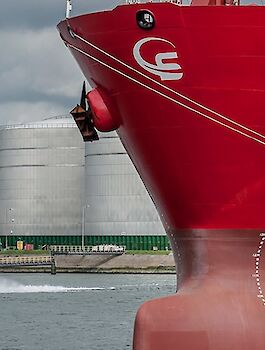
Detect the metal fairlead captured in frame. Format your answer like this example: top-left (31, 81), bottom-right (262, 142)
top-left (136, 10), bottom-right (155, 30)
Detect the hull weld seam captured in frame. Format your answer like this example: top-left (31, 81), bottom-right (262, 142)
top-left (254, 232), bottom-right (265, 307)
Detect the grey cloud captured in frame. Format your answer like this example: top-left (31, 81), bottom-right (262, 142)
top-left (0, 27), bottom-right (84, 124)
top-left (0, 1), bottom-right (123, 125)
top-left (1, 1), bottom-right (121, 29)
top-left (0, 101), bottom-right (66, 125)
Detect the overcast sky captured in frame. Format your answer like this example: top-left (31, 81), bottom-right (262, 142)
top-left (0, 0), bottom-right (121, 125)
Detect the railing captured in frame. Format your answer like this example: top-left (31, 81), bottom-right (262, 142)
top-left (0, 256), bottom-right (52, 266)
top-left (0, 115), bottom-right (76, 131)
top-left (64, 0), bottom-right (265, 20)
top-left (50, 245), bottom-right (126, 255)
top-left (65, 0), bottom-right (181, 18)
top-left (3, 123), bottom-right (76, 130)
top-left (126, 0), bottom-right (179, 3)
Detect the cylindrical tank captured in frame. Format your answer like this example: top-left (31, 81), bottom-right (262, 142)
top-left (0, 116), bottom-right (85, 237)
top-left (84, 132), bottom-right (165, 237)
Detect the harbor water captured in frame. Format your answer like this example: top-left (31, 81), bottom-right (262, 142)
top-left (0, 273), bottom-right (176, 350)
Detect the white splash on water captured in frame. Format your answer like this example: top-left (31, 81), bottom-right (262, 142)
top-left (0, 278), bottom-right (116, 294)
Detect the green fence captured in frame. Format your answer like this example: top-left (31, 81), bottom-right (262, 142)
top-left (0, 235), bottom-right (170, 251)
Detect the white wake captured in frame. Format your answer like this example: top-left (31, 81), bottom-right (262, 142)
top-left (0, 278), bottom-right (115, 294)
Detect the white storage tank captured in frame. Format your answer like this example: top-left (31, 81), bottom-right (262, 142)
top-left (0, 116), bottom-right (85, 240)
top-left (84, 132), bottom-right (167, 250)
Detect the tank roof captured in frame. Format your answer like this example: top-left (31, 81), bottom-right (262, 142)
top-left (0, 115), bottom-right (76, 130)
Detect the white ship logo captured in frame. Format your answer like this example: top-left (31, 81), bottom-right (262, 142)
top-left (133, 37), bottom-right (183, 81)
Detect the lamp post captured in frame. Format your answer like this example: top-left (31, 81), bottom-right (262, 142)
top-left (81, 205), bottom-right (89, 252)
top-left (5, 208), bottom-right (14, 250)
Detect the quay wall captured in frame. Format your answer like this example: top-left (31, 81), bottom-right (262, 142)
top-left (0, 254), bottom-right (176, 274)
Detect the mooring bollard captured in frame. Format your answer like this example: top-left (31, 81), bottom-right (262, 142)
top-left (51, 257), bottom-right (56, 275)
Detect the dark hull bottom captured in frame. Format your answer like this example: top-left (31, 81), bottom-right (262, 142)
top-left (133, 229), bottom-right (265, 349)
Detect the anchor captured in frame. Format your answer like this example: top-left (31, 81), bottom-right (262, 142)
top-left (70, 82), bottom-right (99, 142)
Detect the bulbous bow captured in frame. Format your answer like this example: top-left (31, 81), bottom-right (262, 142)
top-left (87, 88), bottom-right (119, 132)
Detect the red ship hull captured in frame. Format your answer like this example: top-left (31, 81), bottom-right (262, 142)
top-left (58, 3), bottom-right (265, 349)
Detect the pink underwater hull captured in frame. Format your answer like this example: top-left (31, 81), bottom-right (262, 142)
top-left (58, 3), bottom-right (265, 349)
